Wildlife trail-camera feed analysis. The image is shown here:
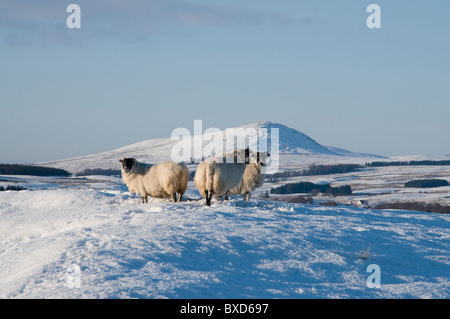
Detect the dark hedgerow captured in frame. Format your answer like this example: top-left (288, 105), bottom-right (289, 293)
top-left (0, 185), bottom-right (27, 191)
top-left (327, 185), bottom-right (352, 196)
top-left (404, 179), bottom-right (449, 188)
top-left (366, 160), bottom-right (450, 167)
top-left (304, 164), bottom-right (363, 176)
top-left (0, 164), bottom-right (71, 177)
top-left (270, 182), bottom-right (352, 196)
top-left (75, 168), bottom-right (121, 176)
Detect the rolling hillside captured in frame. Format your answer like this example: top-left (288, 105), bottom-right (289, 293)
top-left (38, 121), bottom-right (381, 174)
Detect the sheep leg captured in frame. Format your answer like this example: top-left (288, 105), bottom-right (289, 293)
top-left (141, 196), bottom-right (148, 203)
top-left (244, 192), bottom-right (251, 201)
top-left (177, 193), bottom-right (183, 202)
top-left (224, 191), bottom-right (229, 201)
top-left (205, 190), bottom-right (210, 206)
top-left (205, 190), bottom-right (213, 206)
top-left (171, 194), bottom-right (177, 202)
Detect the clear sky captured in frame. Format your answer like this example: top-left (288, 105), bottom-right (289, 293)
top-left (1, 0), bottom-right (449, 163)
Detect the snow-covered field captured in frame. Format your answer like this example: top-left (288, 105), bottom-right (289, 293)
top-left (263, 164), bottom-right (450, 208)
top-left (1, 122), bottom-right (449, 299)
top-left (1, 175), bottom-right (449, 299)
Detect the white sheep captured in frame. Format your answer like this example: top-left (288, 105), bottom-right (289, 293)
top-left (119, 158), bottom-right (189, 203)
top-left (227, 152), bottom-right (270, 201)
top-left (194, 148), bottom-right (250, 206)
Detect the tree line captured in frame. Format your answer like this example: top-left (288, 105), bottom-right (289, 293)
top-left (404, 179), bottom-right (449, 188)
top-left (0, 185), bottom-right (27, 191)
top-left (0, 164), bottom-right (71, 176)
top-left (270, 182), bottom-right (352, 196)
top-left (366, 160), bottom-right (450, 167)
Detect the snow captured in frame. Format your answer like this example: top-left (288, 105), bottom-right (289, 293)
top-left (2, 122), bottom-right (449, 299)
top-left (37, 121), bottom-right (383, 175)
top-left (1, 177), bottom-right (449, 299)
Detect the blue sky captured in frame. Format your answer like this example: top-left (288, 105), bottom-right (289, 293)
top-left (1, 0), bottom-right (449, 163)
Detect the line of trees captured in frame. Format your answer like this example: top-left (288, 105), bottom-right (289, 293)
top-left (0, 164), bottom-right (71, 177)
top-left (366, 160), bottom-right (450, 167)
top-left (264, 164), bottom-right (363, 183)
top-left (270, 182), bottom-right (352, 196)
top-left (303, 164), bottom-right (363, 176)
top-left (0, 185), bottom-right (27, 191)
top-left (75, 168), bottom-right (121, 176)
top-left (404, 179), bottom-right (449, 188)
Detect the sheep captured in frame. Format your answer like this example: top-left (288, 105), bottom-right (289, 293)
top-left (119, 158), bottom-right (189, 203)
top-left (194, 148), bottom-right (250, 206)
top-left (226, 152), bottom-right (270, 201)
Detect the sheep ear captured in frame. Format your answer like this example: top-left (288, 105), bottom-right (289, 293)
top-left (245, 148), bottom-right (250, 163)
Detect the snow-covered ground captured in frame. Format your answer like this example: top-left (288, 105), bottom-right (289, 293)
top-left (262, 164), bottom-right (450, 207)
top-left (2, 122), bottom-right (449, 298)
top-left (0, 176), bottom-right (449, 299)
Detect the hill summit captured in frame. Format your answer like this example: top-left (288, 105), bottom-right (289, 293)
top-left (38, 121), bottom-right (378, 174)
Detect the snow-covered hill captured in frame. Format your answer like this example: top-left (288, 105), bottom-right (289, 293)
top-left (1, 181), bottom-right (449, 299)
top-left (38, 121), bottom-right (382, 174)
top-left (2, 121), bottom-right (448, 299)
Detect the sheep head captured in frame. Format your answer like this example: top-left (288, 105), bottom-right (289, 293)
top-left (232, 148), bottom-right (250, 164)
top-left (119, 157), bottom-right (136, 173)
top-left (256, 152), bottom-right (270, 166)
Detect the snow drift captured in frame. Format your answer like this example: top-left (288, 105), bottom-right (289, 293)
top-left (1, 181), bottom-right (449, 299)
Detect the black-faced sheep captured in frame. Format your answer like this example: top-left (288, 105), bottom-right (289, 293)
top-left (119, 158), bottom-right (189, 203)
top-left (227, 152), bottom-right (270, 201)
top-left (194, 148), bottom-right (250, 206)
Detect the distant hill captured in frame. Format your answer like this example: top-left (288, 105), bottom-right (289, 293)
top-left (38, 121), bottom-right (383, 174)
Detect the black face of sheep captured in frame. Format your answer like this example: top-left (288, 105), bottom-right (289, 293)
top-left (119, 158), bottom-right (136, 173)
top-left (257, 152), bottom-right (270, 166)
top-left (230, 148), bottom-right (250, 164)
